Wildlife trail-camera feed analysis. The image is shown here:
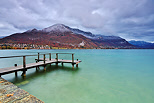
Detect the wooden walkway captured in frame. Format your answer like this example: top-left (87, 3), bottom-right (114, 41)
top-left (0, 53), bottom-right (81, 103)
top-left (0, 53), bottom-right (81, 102)
top-left (0, 77), bottom-right (44, 103)
top-left (0, 53), bottom-right (81, 77)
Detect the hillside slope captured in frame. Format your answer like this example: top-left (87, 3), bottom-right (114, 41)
top-left (0, 24), bottom-right (135, 49)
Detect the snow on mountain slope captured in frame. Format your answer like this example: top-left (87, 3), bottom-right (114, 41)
top-left (42, 24), bottom-right (71, 33)
top-left (0, 23), bottom-right (136, 49)
top-left (68, 27), bottom-right (95, 38)
top-left (40, 24), bottom-right (124, 41)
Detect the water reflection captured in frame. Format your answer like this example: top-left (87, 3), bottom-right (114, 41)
top-left (10, 64), bottom-right (80, 86)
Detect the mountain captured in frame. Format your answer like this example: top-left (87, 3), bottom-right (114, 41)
top-left (0, 36), bottom-right (6, 39)
top-left (129, 40), bottom-right (154, 49)
top-left (42, 24), bottom-right (71, 33)
top-left (0, 24), bottom-right (135, 49)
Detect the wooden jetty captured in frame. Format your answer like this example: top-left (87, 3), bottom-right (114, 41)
top-left (0, 53), bottom-right (81, 77)
top-left (0, 77), bottom-right (44, 103)
top-left (0, 53), bottom-right (81, 102)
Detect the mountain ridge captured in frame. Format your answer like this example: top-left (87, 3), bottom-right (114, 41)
top-left (129, 40), bottom-right (154, 49)
top-left (0, 24), bottom-right (136, 49)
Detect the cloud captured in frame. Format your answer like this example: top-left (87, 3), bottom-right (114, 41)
top-left (0, 0), bottom-right (154, 42)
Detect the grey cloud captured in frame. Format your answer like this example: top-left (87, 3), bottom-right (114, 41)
top-left (0, 0), bottom-right (154, 42)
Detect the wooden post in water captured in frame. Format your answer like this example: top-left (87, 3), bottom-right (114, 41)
top-left (15, 71), bottom-right (17, 77)
top-left (14, 64), bottom-right (17, 76)
top-left (72, 63), bottom-right (74, 69)
top-left (36, 60), bottom-right (38, 71)
top-left (22, 56), bottom-right (26, 77)
top-left (56, 53), bottom-right (58, 66)
top-left (62, 62), bottom-right (63, 66)
top-left (23, 56), bottom-right (26, 68)
top-left (76, 59), bottom-right (78, 68)
top-left (61, 59), bottom-right (63, 66)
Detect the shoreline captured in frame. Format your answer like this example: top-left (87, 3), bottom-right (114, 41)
top-left (0, 77), bottom-right (44, 103)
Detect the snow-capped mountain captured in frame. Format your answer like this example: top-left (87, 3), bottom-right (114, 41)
top-left (42, 24), bottom-right (71, 33)
top-left (0, 24), bottom-right (136, 49)
top-left (40, 24), bottom-right (125, 40)
top-left (67, 27), bottom-right (95, 38)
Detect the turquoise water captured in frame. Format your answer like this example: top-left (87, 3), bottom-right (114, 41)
top-left (0, 49), bottom-right (154, 103)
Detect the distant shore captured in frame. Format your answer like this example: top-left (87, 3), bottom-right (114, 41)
top-left (0, 43), bottom-right (138, 50)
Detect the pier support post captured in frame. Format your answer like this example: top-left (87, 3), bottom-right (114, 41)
top-left (15, 71), bottom-right (17, 77)
top-left (22, 70), bottom-right (26, 77)
top-left (14, 64), bottom-right (18, 76)
top-left (72, 63), bottom-right (74, 69)
top-left (36, 61), bottom-right (38, 70)
top-left (61, 59), bottom-right (63, 66)
top-left (44, 66), bottom-right (46, 71)
top-left (76, 59), bottom-right (78, 68)
top-left (23, 56), bottom-right (26, 68)
top-left (56, 62), bottom-right (58, 66)
top-left (37, 66), bottom-right (40, 70)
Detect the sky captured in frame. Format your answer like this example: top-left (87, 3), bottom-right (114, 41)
top-left (0, 0), bottom-right (154, 42)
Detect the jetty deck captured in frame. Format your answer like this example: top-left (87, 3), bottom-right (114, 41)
top-left (0, 53), bottom-right (81, 102)
top-left (0, 53), bottom-right (81, 77)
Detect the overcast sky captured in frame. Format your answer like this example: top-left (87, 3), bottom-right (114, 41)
top-left (0, 0), bottom-right (154, 42)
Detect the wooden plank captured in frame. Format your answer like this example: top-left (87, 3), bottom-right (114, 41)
top-left (0, 53), bottom-right (81, 102)
top-left (36, 58), bottom-right (81, 64)
top-left (0, 60), bottom-right (56, 75)
top-left (0, 58), bottom-right (81, 76)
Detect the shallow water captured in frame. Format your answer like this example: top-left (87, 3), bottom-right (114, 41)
top-left (0, 49), bottom-right (154, 103)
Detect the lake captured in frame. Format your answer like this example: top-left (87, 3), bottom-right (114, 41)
top-left (0, 49), bottom-right (154, 103)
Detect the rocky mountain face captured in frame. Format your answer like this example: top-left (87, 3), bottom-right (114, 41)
top-left (129, 40), bottom-right (154, 49)
top-left (0, 24), bottom-right (135, 49)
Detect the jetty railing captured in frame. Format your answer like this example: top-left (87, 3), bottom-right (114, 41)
top-left (0, 53), bottom-right (81, 77)
top-left (0, 52), bottom-right (75, 65)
